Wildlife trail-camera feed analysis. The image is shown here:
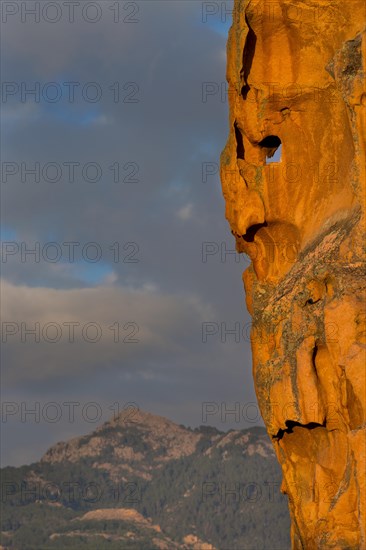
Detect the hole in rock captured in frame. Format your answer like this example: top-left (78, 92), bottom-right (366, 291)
top-left (258, 135), bottom-right (282, 164)
top-left (234, 122), bottom-right (245, 159)
top-left (258, 135), bottom-right (281, 148)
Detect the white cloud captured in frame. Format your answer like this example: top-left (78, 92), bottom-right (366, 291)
top-left (177, 203), bottom-right (193, 221)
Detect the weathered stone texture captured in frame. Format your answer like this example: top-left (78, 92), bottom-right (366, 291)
top-left (221, 1), bottom-right (366, 547)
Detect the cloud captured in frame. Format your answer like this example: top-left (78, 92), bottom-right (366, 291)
top-left (177, 203), bottom-right (193, 221)
top-left (1, 278), bottom-right (217, 385)
top-left (0, 0), bottom-right (261, 466)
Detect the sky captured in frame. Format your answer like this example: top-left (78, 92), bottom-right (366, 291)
top-left (0, 0), bottom-right (262, 467)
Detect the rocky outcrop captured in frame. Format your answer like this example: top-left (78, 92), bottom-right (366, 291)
top-left (221, 1), bottom-right (366, 548)
top-left (50, 508), bottom-right (214, 549)
top-left (41, 409), bottom-right (202, 467)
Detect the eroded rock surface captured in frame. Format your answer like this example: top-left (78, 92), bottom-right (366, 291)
top-left (221, 1), bottom-right (366, 547)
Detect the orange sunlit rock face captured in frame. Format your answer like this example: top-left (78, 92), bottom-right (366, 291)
top-left (221, 1), bottom-right (366, 547)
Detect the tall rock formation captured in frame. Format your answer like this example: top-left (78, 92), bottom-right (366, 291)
top-left (220, 1), bottom-right (366, 547)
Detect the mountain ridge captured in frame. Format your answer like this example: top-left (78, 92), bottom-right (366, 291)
top-left (1, 408), bottom-right (290, 549)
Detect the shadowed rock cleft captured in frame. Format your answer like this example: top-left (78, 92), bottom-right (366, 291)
top-left (234, 122), bottom-right (245, 159)
top-left (273, 421), bottom-right (327, 442)
top-left (241, 14), bottom-right (257, 99)
top-left (242, 222), bottom-right (268, 242)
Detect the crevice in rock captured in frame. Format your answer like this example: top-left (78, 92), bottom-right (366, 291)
top-left (273, 420), bottom-right (326, 441)
top-left (241, 15), bottom-right (257, 99)
top-left (305, 297), bottom-right (321, 306)
top-left (243, 222), bottom-right (268, 242)
top-left (234, 122), bottom-right (245, 159)
top-left (311, 343), bottom-right (319, 378)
